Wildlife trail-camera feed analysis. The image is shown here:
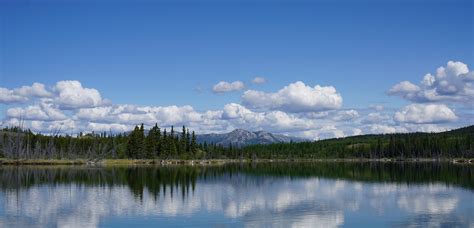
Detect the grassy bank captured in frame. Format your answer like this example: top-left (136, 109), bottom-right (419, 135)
top-left (1, 158), bottom-right (473, 166)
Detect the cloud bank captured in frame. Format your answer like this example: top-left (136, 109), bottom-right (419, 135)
top-left (1, 61), bottom-right (471, 139)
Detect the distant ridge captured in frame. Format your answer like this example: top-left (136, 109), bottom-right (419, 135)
top-left (196, 129), bottom-right (307, 147)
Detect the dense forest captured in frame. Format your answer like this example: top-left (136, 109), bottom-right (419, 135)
top-left (240, 125), bottom-right (474, 159)
top-left (0, 124), bottom-right (473, 160)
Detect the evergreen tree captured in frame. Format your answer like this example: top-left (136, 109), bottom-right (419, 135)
top-left (137, 124), bottom-right (145, 158)
top-left (180, 126), bottom-right (186, 155)
top-left (126, 126), bottom-right (141, 159)
top-left (155, 125), bottom-right (162, 157)
top-left (190, 131), bottom-right (197, 155)
top-left (186, 129), bottom-right (191, 153)
top-left (145, 124), bottom-right (160, 159)
top-left (162, 129), bottom-right (168, 158)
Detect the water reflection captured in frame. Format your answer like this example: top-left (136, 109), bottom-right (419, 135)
top-left (0, 163), bottom-right (472, 227)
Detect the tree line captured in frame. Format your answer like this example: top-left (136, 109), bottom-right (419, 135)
top-left (0, 124), bottom-right (202, 160)
top-left (238, 125), bottom-right (474, 159)
top-left (126, 124), bottom-right (198, 159)
top-left (0, 124), bottom-right (473, 160)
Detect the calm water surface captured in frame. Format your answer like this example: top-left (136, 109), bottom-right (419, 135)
top-left (0, 162), bottom-right (473, 227)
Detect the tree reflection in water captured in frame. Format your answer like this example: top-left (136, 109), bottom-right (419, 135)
top-left (1, 162), bottom-right (472, 196)
top-left (0, 162), bottom-right (472, 227)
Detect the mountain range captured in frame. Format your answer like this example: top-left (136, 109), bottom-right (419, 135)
top-left (196, 129), bottom-right (308, 147)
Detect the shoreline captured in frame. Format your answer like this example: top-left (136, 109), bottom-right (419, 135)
top-left (0, 158), bottom-right (472, 166)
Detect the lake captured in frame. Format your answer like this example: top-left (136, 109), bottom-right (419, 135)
top-left (0, 162), bottom-right (473, 227)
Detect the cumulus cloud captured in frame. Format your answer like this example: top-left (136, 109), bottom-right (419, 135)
top-left (54, 80), bottom-right (108, 109)
top-left (242, 81), bottom-right (343, 112)
top-left (368, 124), bottom-right (403, 134)
top-left (75, 105), bottom-right (203, 127)
top-left (394, 104), bottom-right (457, 124)
top-left (0, 82), bottom-right (51, 104)
top-left (352, 128), bottom-right (363, 136)
top-left (362, 112), bottom-right (391, 124)
top-left (333, 110), bottom-right (359, 121)
top-left (222, 103), bottom-right (253, 119)
top-left (212, 81), bottom-right (245, 93)
top-left (86, 123), bottom-right (131, 133)
top-left (0, 78), bottom-right (469, 138)
top-left (14, 82), bottom-right (52, 98)
top-left (0, 88), bottom-right (27, 104)
top-left (301, 125), bottom-right (345, 140)
top-left (369, 104), bottom-right (384, 111)
top-left (3, 118), bottom-right (76, 133)
top-left (388, 61), bottom-right (474, 104)
top-left (6, 102), bottom-right (67, 121)
top-left (402, 124), bottom-right (450, 133)
top-left (222, 103), bottom-right (316, 132)
top-left (388, 81), bottom-right (420, 95)
top-left (75, 106), bottom-right (113, 122)
top-left (251, 77), bottom-right (266, 84)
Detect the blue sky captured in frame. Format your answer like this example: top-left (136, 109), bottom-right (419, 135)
top-left (0, 0), bottom-right (473, 138)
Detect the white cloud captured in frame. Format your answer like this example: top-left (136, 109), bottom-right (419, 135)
top-left (368, 124), bottom-right (404, 134)
top-left (301, 125), bottom-right (345, 140)
top-left (388, 81), bottom-right (420, 95)
top-left (222, 103), bottom-right (316, 132)
top-left (0, 88), bottom-right (27, 104)
top-left (222, 103), bottom-right (253, 119)
top-left (263, 111), bottom-right (314, 131)
top-left (0, 82), bottom-right (52, 104)
top-left (54, 80), bottom-right (108, 109)
top-left (362, 112), bottom-right (391, 124)
top-left (3, 118), bottom-right (75, 133)
top-left (75, 104), bottom-right (203, 127)
top-left (6, 102), bottom-right (67, 121)
top-left (75, 106), bottom-right (113, 122)
top-left (304, 111), bottom-right (330, 119)
top-left (0, 78), bottom-right (470, 138)
top-left (402, 124), bottom-right (449, 133)
top-left (251, 77), bottom-right (266, 84)
top-left (212, 81), bottom-right (245, 93)
top-left (369, 104), bottom-right (384, 111)
top-left (394, 104), bottom-right (457, 124)
top-left (333, 110), bottom-right (359, 121)
top-left (13, 82), bottom-right (52, 98)
top-left (352, 128), bottom-right (363, 136)
top-left (86, 123), bottom-right (131, 133)
top-left (389, 61), bottom-right (474, 104)
top-left (242, 81), bottom-right (343, 112)
top-left (46, 119), bottom-right (76, 132)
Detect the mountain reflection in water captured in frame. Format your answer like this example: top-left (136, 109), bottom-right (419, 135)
top-left (0, 162), bottom-right (472, 227)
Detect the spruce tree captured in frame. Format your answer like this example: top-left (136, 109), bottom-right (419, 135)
top-left (190, 131), bottom-right (197, 155)
top-left (155, 125), bottom-right (162, 157)
top-left (170, 141), bottom-right (177, 158)
top-left (137, 124), bottom-right (145, 158)
top-left (162, 129), bottom-right (168, 158)
top-left (186, 129), bottom-right (191, 153)
top-left (126, 125), bottom-right (140, 159)
top-left (180, 126), bottom-right (186, 156)
top-left (145, 124), bottom-right (160, 159)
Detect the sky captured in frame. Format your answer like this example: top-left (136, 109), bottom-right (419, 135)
top-left (0, 0), bottom-right (473, 139)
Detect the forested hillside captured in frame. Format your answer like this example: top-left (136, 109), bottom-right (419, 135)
top-left (239, 125), bottom-right (474, 159)
top-left (1, 124), bottom-right (473, 160)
